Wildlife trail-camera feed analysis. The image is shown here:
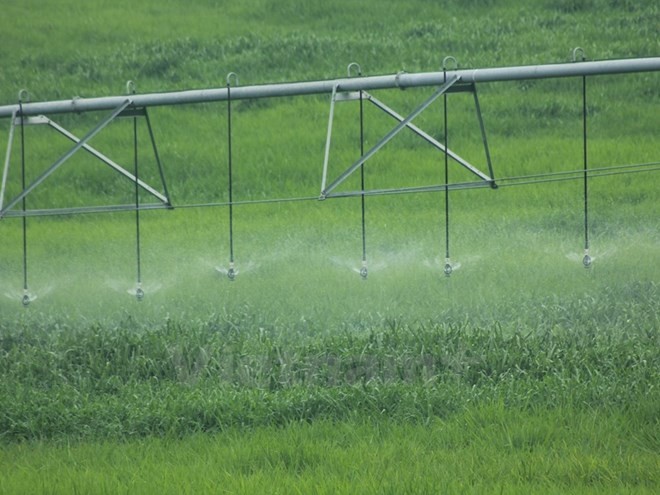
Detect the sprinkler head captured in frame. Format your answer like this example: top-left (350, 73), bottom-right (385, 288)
top-left (215, 262), bottom-right (239, 280)
top-left (582, 252), bottom-right (592, 269)
top-left (359, 263), bottom-right (368, 280)
top-left (22, 291), bottom-right (32, 307)
top-left (443, 259), bottom-right (453, 277)
top-left (135, 285), bottom-right (145, 301)
top-left (227, 263), bottom-right (236, 281)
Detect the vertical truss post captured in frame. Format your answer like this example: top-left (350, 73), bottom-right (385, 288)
top-left (321, 84), bottom-right (340, 196)
top-left (143, 108), bottom-right (172, 207)
top-left (471, 84), bottom-right (496, 186)
top-left (0, 110), bottom-right (17, 212)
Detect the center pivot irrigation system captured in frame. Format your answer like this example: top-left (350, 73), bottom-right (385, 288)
top-left (1, 52), bottom-right (659, 304)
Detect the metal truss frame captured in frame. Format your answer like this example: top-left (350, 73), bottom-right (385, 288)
top-left (320, 74), bottom-right (496, 199)
top-left (1, 101), bottom-right (172, 219)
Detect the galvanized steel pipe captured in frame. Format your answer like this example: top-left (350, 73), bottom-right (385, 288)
top-left (1, 57), bottom-right (659, 118)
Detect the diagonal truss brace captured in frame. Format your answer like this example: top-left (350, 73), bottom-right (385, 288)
top-left (1, 101), bottom-right (172, 219)
top-left (320, 74), bottom-right (497, 199)
top-left (367, 87), bottom-right (494, 183)
top-left (1, 99), bottom-right (131, 217)
top-left (321, 75), bottom-right (459, 198)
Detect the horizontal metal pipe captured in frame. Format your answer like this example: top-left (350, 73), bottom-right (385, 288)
top-left (1, 57), bottom-right (658, 118)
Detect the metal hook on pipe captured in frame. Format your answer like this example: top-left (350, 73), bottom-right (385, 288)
top-left (347, 62), bottom-right (362, 77)
top-left (226, 72), bottom-right (239, 87)
top-left (17, 89), bottom-right (30, 104)
top-left (572, 47), bottom-right (586, 62)
top-left (442, 56), bottom-right (458, 71)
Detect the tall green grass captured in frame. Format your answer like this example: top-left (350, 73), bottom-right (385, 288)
top-left (1, 282), bottom-right (658, 441)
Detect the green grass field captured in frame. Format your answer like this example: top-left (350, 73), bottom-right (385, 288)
top-left (0, 0), bottom-right (658, 493)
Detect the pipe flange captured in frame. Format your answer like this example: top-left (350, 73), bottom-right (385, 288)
top-left (394, 71), bottom-right (407, 90)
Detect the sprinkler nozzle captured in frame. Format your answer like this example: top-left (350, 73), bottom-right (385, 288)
top-left (135, 285), bottom-right (145, 301)
top-left (443, 258), bottom-right (453, 277)
top-left (22, 290), bottom-right (32, 307)
top-left (359, 261), bottom-right (368, 280)
top-left (582, 251), bottom-right (592, 269)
